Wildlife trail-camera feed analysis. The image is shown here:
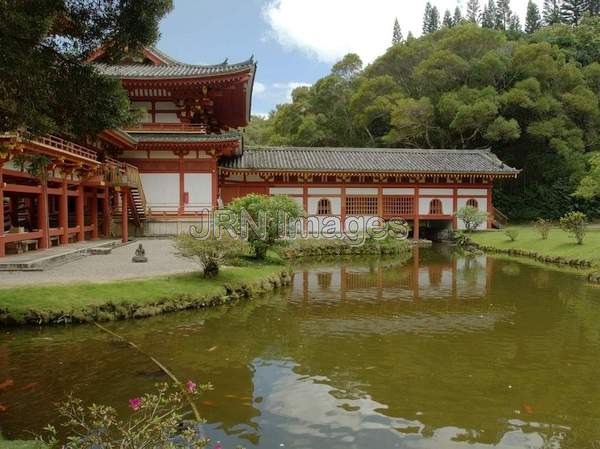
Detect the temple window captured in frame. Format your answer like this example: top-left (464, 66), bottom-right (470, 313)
top-left (467, 198), bottom-right (479, 209)
top-left (317, 198), bottom-right (332, 215)
top-left (429, 199), bottom-right (443, 215)
top-left (383, 196), bottom-right (413, 216)
top-left (345, 196), bottom-right (378, 216)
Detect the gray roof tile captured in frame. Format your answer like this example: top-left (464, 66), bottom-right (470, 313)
top-left (93, 58), bottom-right (256, 79)
top-left (220, 147), bottom-right (519, 175)
top-left (127, 131), bottom-right (242, 143)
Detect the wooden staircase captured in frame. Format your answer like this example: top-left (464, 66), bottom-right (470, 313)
top-left (492, 208), bottom-right (509, 229)
top-left (103, 159), bottom-right (148, 227)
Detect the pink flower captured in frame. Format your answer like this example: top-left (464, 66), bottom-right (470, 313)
top-left (128, 397), bottom-right (142, 411)
top-left (186, 380), bottom-right (197, 393)
top-left (214, 443), bottom-right (222, 449)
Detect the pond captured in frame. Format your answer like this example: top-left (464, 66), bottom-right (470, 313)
top-left (1, 246), bottom-right (600, 448)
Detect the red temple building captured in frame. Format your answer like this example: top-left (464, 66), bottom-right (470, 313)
top-left (0, 47), bottom-right (518, 257)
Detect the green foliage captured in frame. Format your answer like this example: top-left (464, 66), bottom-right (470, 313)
top-left (0, 0), bottom-right (172, 137)
top-left (453, 230), bottom-right (472, 246)
top-left (533, 218), bottom-right (552, 239)
top-left (504, 228), bottom-right (520, 241)
top-left (224, 194), bottom-right (304, 260)
top-left (38, 383), bottom-right (209, 449)
top-left (560, 211), bottom-right (588, 244)
top-left (525, 0), bottom-right (543, 33)
top-left (392, 18), bottom-right (404, 45)
top-left (576, 153), bottom-right (600, 199)
top-left (254, 22), bottom-right (600, 220)
top-left (423, 2), bottom-right (441, 34)
top-left (455, 206), bottom-right (489, 232)
top-left (176, 234), bottom-right (247, 278)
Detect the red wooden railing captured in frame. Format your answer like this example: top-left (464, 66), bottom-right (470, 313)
top-left (32, 135), bottom-right (99, 161)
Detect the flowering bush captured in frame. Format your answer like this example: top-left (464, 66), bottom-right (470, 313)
top-left (37, 382), bottom-right (223, 449)
top-left (560, 211), bottom-right (587, 245)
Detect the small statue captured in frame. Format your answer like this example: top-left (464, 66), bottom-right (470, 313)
top-left (132, 243), bottom-right (148, 263)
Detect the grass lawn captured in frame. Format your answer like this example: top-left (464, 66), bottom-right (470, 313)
top-left (0, 265), bottom-right (286, 323)
top-left (470, 226), bottom-right (600, 265)
top-left (0, 435), bottom-right (45, 449)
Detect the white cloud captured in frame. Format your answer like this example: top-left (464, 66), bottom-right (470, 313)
top-left (263, 0), bottom-right (530, 64)
top-left (273, 81), bottom-right (312, 101)
top-left (254, 81), bottom-right (267, 95)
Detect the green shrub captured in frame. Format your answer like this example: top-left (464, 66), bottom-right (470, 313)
top-left (176, 234), bottom-right (247, 278)
top-left (454, 206), bottom-right (489, 232)
top-left (504, 228), bottom-right (519, 242)
top-left (559, 211), bottom-right (588, 245)
top-left (453, 230), bottom-right (471, 247)
top-left (224, 194), bottom-right (304, 259)
top-left (533, 218), bottom-right (552, 240)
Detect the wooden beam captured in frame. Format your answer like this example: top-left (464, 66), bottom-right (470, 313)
top-left (59, 179), bottom-right (68, 245)
top-left (90, 188), bottom-right (98, 239)
top-left (4, 183), bottom-right (41, 194)
top-left (76, 184), bottom-right (85, 241)
top-left (38, 182), bottom-right (49, 249)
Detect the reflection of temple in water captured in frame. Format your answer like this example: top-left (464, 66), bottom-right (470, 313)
top-left (293, 247), bottom-right (493, 302)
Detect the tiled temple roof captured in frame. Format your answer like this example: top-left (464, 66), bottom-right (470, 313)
top-left (127, 131), bottom-right (242, 143)
top-left (220, 147), bottom-right (520, 176)
top-left (93, 58), bottom-right (256, 78)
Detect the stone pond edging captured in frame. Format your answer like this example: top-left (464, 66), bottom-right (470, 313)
top-left (470, 242), bottom-right (600, 283)
top-left (0, 269), bottom-right (293, 326)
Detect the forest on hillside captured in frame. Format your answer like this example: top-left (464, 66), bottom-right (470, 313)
top-left (244, 15), bottom-right (600, 221)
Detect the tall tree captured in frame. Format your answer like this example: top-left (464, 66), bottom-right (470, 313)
top-left (467, 0), bottom-right (482, 22)
top-left (509, 14), bottom-right (523, 32)
top-left (561, 0), bottom-right (586, 24)
top-left (525, 0), bottom-right (543, 32)
top-left (482, 0), bottom-right (498, 27)
top-left (496, 0), bottom-right (514, 29)
top-left (443, 9), bottom-right (454, 27)
top-left (0, 0), bottom-right (173, 136)
top-left (587, 0), bottom-right (600, 15)
top-left (423, 2), bottom-right (433, 34)
top-left (430, 6), bottom-right (441, 31)
top-left (423, 3), bottom-right (441, 33)
top-left (543, 0), bottom-right (563, 24)
top-left (392, 18), bottom-right (403, 45)
top-left (453, 6), bottom-right (464, 25)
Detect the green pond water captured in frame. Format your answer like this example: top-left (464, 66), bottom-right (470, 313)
top-left (1, 246), bottom-right (600, 448)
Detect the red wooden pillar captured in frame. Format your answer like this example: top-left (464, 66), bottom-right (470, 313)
top-left (211, 158), bottom-right (218, 210)
top-left (487, 186), bottom-right (493, 229)
top-left (59, 179), bottom-right (69, 245)
top-left (452, 187), bottom-right (458, 230)
top-left (178, 152), bottom-right (185, 215)
top-left (38, 181), bottom-right (49, 249)
top-left (121, 188), bottom-right (129, 243)
top-left (0, 167), bottom-right (5, 257)
top-left (103, 188), bottom-right (111, 238)
top-left (340, 187), bottom-right (347, 233)
top-left (413, 187), bottom-right (420, 241)
top-left (90, 188), bottom-right (98, 239)
top-left (76, 184), bottom-right (85, 242)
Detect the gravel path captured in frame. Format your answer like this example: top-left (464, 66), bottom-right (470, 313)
top-left (0, 239), bottom-right (199, 288)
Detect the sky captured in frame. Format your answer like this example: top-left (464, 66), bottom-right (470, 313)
top-left (157, 0), bottom-right (532, 116)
